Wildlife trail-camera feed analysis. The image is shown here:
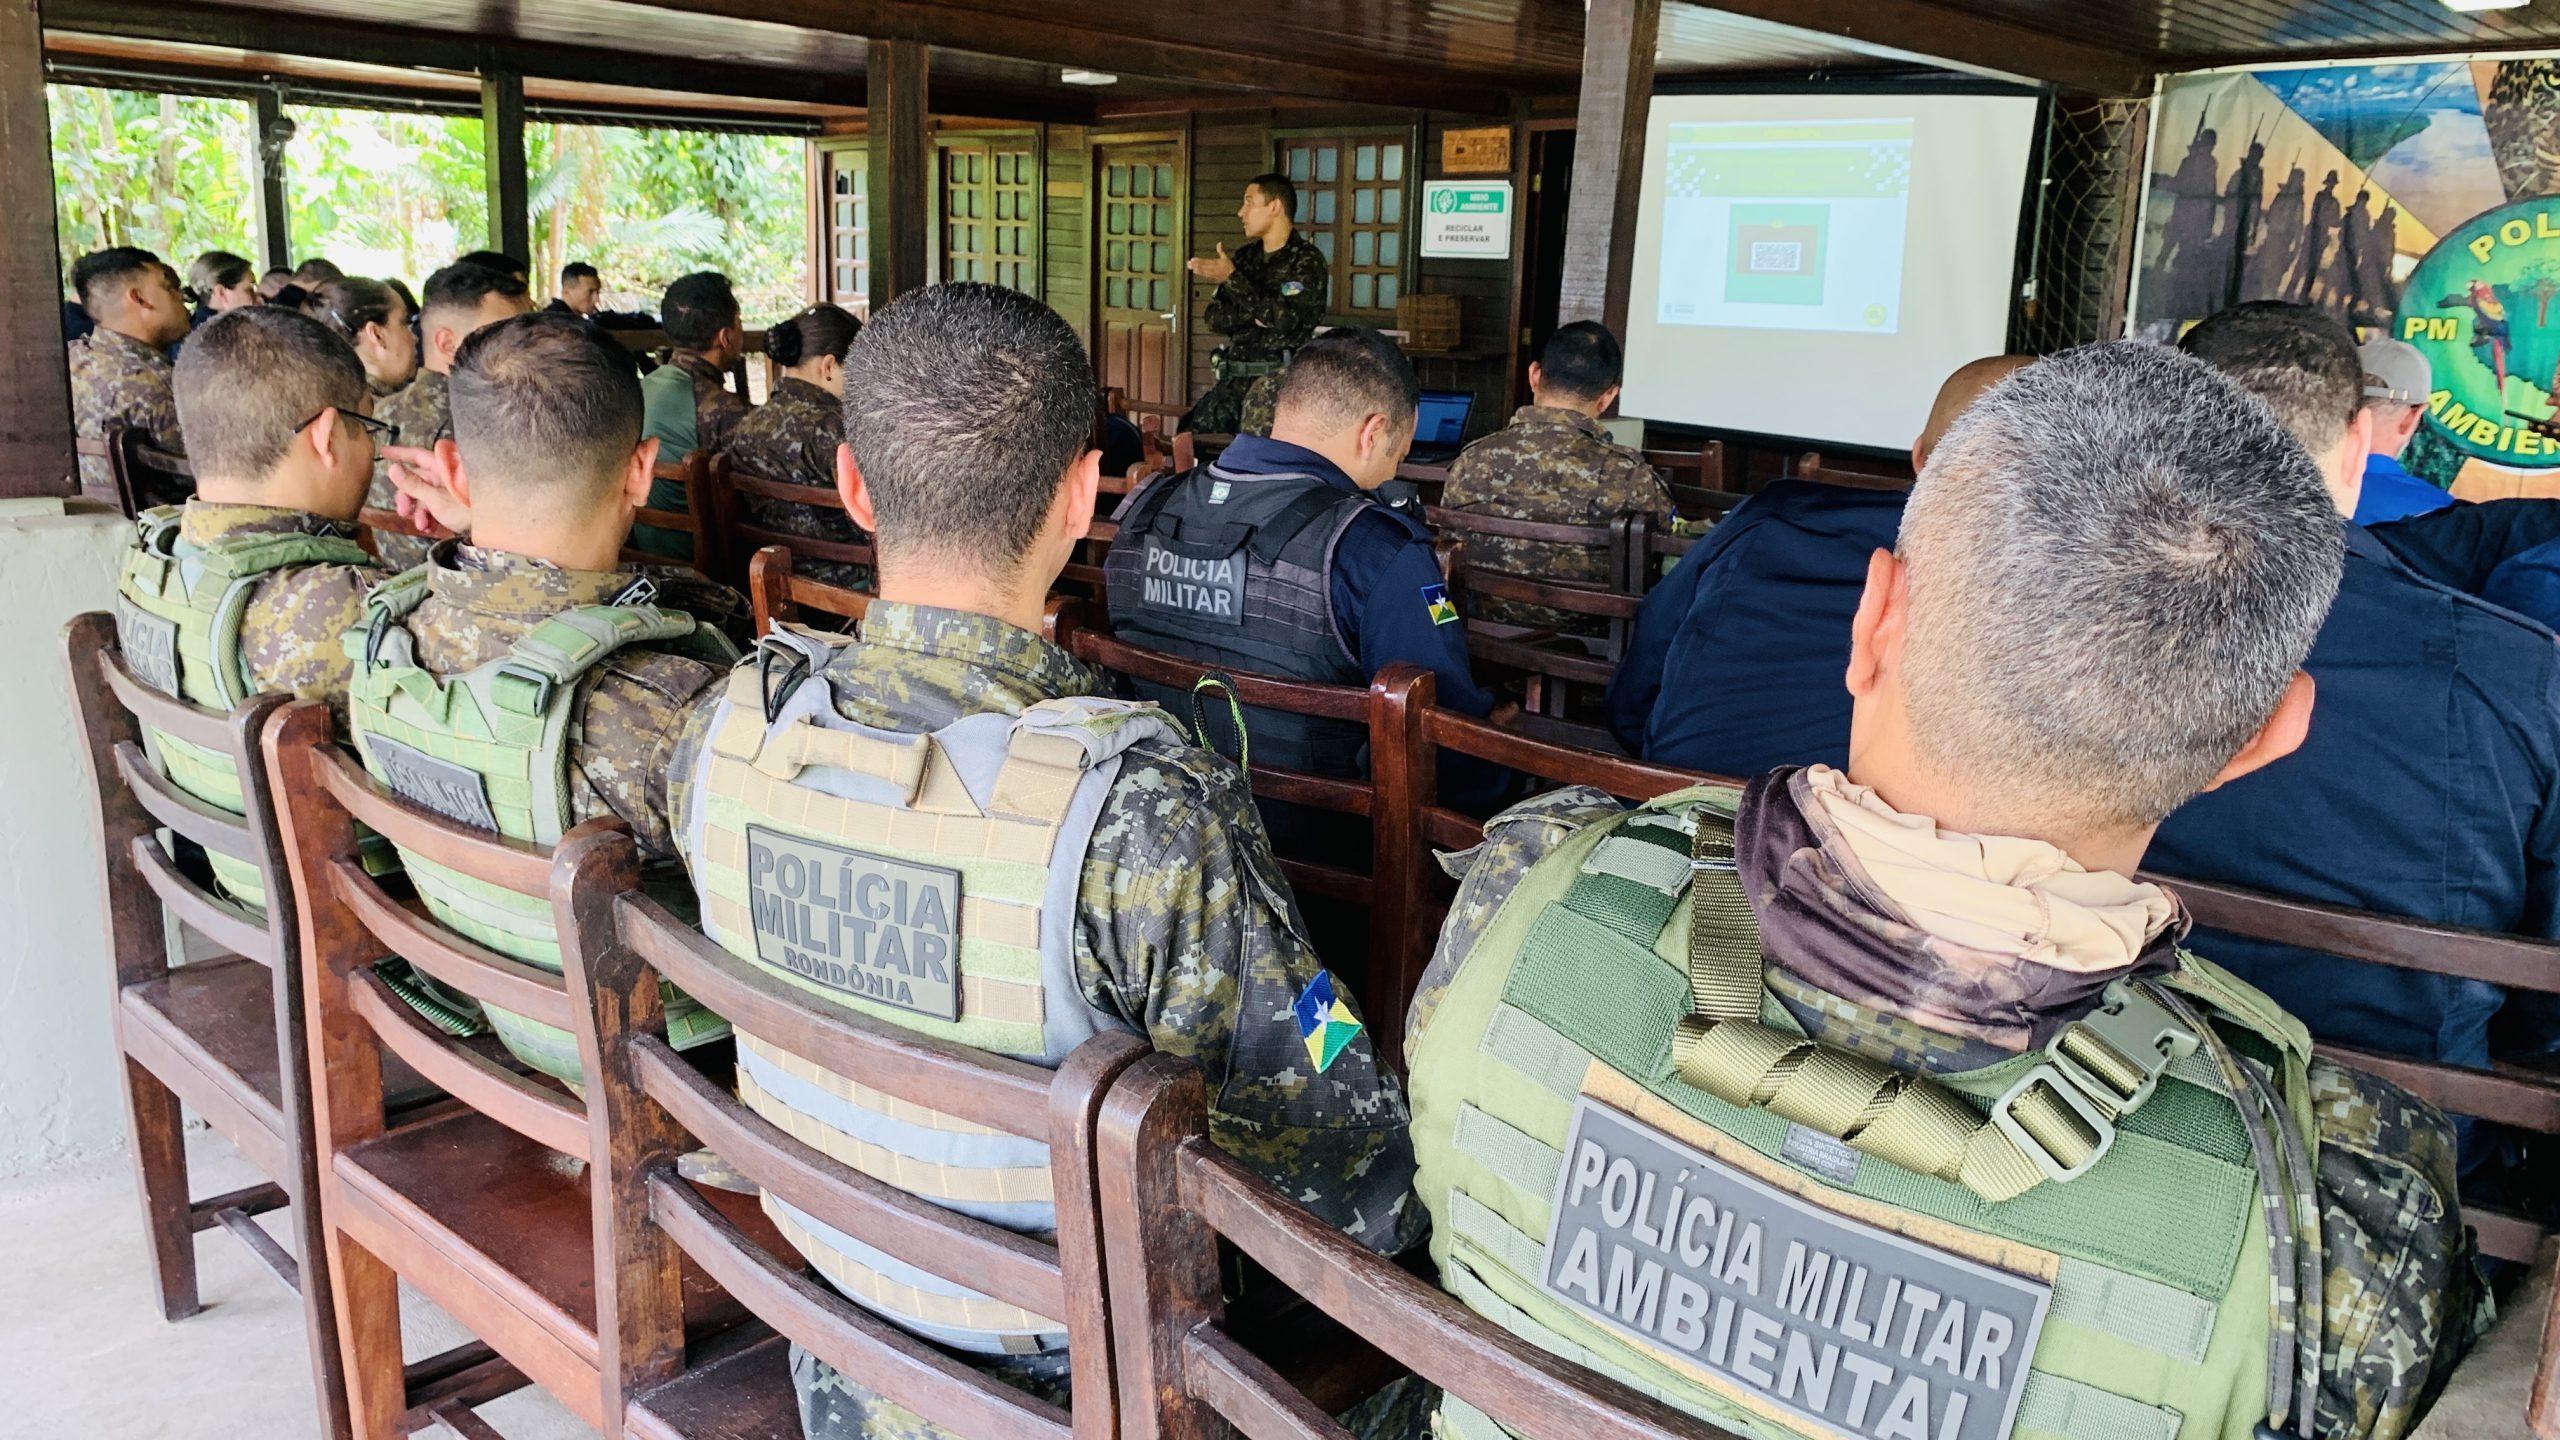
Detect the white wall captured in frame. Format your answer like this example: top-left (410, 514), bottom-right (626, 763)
top-left (0, 499), bottom-right (138, 1177)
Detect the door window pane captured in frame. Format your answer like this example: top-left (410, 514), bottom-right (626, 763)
top-left (1379, 233), bottom-right (1399, 267)
top-left (1289, 147), bottom-right (1311, 182)
top-left (1154, 163), bottom-right (1174, 196)
top-left (1313, 190), bottom-right (1336, 225)
top-left (1151, 279), bottom-right (1170, 311)
top-left (1353, 231), bottom-right (1374, 265)
top-left (1377, 276), bottom-right (1398, 307)
top-left (1108, 278), bottom-right (1127, 307)
top-left (1354, 189), bottom-right (1375, 224)
top-left (1153, 243), bottom-right (1171, 272)
top-left (1355, 144), bottom-right (1377, 181)
top-left (1108, 166), bottom-right (1127, 197)
top-left (1316, 147), bottom-right (1338, 182)
top-left (1381, 189), bottom-right (1401, 224)
top-left (1383, 145), bottom-right (1404, 181)
top-left (1351, 274), bottom-right (1374, 308)
top-left (1154, 205), bottom-right (1173, 236)
top-left (1313, 232), bottom-right (1335, 261)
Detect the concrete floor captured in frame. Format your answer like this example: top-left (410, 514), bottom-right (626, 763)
top-left (0, 1128), bottom-right (596, 1439)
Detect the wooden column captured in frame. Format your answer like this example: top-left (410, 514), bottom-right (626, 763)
top-left (1, 0), bottom-right (72, 499)
top-left (1556, 0), bottom-right (1659, 336)
top-left (481, 70), bottom-right (529, 262)
top-left (252, 89), bottom-right (291, 271)
top-left (865, 38), bottom-right (930, 313)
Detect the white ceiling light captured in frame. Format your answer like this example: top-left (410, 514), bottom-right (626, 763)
top-left (2440, 0), bottom-right (2528, 12)
top-left (1060, 69), bottom-right (1120, 85)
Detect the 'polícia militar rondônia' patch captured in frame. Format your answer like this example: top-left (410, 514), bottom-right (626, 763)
top-left (1293, 970), bottom-right (1364, 1072)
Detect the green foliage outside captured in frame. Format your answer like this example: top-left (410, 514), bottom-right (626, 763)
top-left (48, 85), bottom-right (808, 322)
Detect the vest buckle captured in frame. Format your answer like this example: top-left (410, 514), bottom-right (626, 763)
top-left (2048, 981), bottom-right (2199, 1117)
top-left (490, 661), bottom-right (558, 717)
top-left (1988, 1064), bottom-right (2116, 1184)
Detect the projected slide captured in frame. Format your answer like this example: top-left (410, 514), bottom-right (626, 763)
top-left (1656, 118), bottom-right (1914, 335)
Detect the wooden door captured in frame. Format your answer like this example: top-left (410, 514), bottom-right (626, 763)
top-left (937, 134), bottom-right (1040, 293)
top-left (1093, 140), bottom-right (1185, 410)
top-left (818, 142), bottom-right (871, 318)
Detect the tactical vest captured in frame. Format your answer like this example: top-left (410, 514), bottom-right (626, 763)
top-left (346, 569), bottom-right (740, 1085)
top-left (682, 627), bottom-right (1158, 1355)
top-left (1105, 463), bottom-right (1403, 777)
top-left (1410, 790), bottom-right (2326, 1440)
top-left (114, 506), bottom-right (376, 910)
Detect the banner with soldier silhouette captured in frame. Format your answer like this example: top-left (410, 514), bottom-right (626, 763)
top-left (2133, 56), bottom-right (2560, 491)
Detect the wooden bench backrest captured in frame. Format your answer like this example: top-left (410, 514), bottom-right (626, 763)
top-left (555, 827), bottom-right (1147, 1440)
top-left (105, 420), bottom-right (195, 517)
top-left (1098, 1052), bottom-right (1743, 1440)
top-left (66, 611), bottom-right (298, 977)
top-left (263, 702), bottom-right (591, 1161)
top-left (747, 544), bottom-right (874, 636)
top-left (1052, 606), bottom-right (1391, 1002)
top-left (1643, 442), bottom-right (1749, 522)
top-left (707, 453), bottom-right (877, 588)
top-left (622, 449), bottom-right (716, 574)
top-left (1791, 451), bottom-right (1912, 493)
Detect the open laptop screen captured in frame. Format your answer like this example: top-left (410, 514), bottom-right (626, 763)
top-left (1411, 390), bottom-right (1474, 450)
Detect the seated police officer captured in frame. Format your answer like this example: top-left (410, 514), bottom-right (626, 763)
top-left (115, 305), bottom-right (393, 908)
top-left (1106, 327), bottom-right (1501, 809)
top-left (353, 313), bottom-right (742, 1079)
top-left (1408, 342), bottom-right (2482, 1440)
top-left (667, 282), bottom-right (1421, 1440)
top-left (1606, 356), bottom-right (2025, 774)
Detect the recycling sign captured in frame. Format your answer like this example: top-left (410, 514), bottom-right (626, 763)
top-left (1421, 180), bottom-right (1514, 259)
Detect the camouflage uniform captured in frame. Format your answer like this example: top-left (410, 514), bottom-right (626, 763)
top-left (668, 350), bottom-right (752, 456)
top-left (1439, 406), bottom-right (1671, 634)
top-left (1238, 371), bottom-right (1282, 439)
top-left (671, 601), bottom-right (1422, 1440)
top-left (1186, 231), bottom-right (1329, 435)
top-left (405, 544), bottom-right (739, 859)
top-left (722, 376), bottom-right (870, 591)
top-left (69, 327), bottom-right (185, 501)
top-left (168, 501), bottom-right (384, 719)
top-left (1410, 776), bottom-right (2490, 1440)
top-left (369, 369), bottom-right (450, 571)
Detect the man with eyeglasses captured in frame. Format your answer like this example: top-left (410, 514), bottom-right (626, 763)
top-left (115, 305), bottom-right (406, 735)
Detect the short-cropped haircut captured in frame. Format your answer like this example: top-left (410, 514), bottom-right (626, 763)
top-left (448, 313), bottom-right (645, 506)
top-left (1272, 327), bottom-right (1419, 434)
top-left (1539, 321), bottom-right (1624, 400)
top-left (172, 306), bottom-right (367, 482)
top-left (422, 261), bottom-right (529, 330)
top-left (291, 257), bottom-right (344, 287)
top-left (840, 282), bottom-right (1095, 569)
top-left (2178, 301), bottom-right (2362, 457)
top-left (73, 246), bottom-right (166, 309)
top-left (560, 261), bottom-right (599, 284)
top-left (1248, 171), bottom-right (1298, 219)
top-left (661, 272), bottom-right (740, 350)
top-left (1895, 341), bottom-right (2343, 830)
top-left (453, 249), bottom-right (527, 280)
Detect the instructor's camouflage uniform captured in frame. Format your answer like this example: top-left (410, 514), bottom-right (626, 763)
top-left (723, 376), bottom-right (871, 591)
top-left (368, 370), bottom-right (450, 571)
top-left (161, 502), bottom-right (385, 719)
top-left (670, 601), bottom-right (1425, 1440)
top-left (1440, 406), bottom-right (1671, 635)
top-left (404, 544), bottom-right (741, 859)
top-left (1409, 782), bottom-right (2491, 1440)
top-left (1186, 232), bottom-right (1329, 435)
top-left (70, 327), bottom-right (185, 501)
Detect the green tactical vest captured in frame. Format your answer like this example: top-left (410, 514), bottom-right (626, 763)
top-left (115, 506), bottom-right (376, 910)
top-left (1409, 789), bottom-right (2326, 1440)
top-left (346, 569), bottom-right (741, 1085)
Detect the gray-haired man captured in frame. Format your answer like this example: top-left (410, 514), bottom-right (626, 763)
top-left (1408, 340), bottom-right (2481, 1440)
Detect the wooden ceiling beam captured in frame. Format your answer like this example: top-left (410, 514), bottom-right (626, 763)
top-left (38, 0), bottom-right (1096, 124)
top-left (618, 0), bottom-right (1512, 113)
top-left (1687, 0), bottom-right (2155, 96)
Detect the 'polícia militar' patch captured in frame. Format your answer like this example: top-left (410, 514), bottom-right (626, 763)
top-left (1292, 970), bottom-right (1363, 1072)
top-left (1421, 581), bottom-right (1460, 626)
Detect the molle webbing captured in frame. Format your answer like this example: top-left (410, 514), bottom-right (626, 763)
top-left (351, 600), bottom-right (736, 1083)
top-left (688, 650), bottom-right (1144, 1355)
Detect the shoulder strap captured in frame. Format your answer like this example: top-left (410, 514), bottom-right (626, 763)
top-left (190, 530), bottom-right (378, 709)
top-left (1117, 464), bottom-right (1193, 538)
top-left (133, 506), bottom-right (183, 557)
top-left (353, 567), bottom-right (435, 671)
top-left (1605, 801), bottom-right (2203, 1204)
top-left (487, 603), bottom-right (727, 719)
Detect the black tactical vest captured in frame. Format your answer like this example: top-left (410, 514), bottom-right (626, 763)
top-left (1105, 461), bottom-right (1406, 777)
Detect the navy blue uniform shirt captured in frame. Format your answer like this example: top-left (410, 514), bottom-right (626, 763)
top-left (1613, 480), bottom-right (2560, 1082)
top-left (1609, 479), bottom-right (1904, 775)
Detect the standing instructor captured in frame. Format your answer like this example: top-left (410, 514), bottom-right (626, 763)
top-left (1183, 172), bottom-right (1329, 435)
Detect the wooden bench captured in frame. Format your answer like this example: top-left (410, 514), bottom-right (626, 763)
top-left (1791, 450), bottom-right (1912, 493)
top-left (705, 454), bottom-right (875, 590)
top-left (91, 420), bottom-right (194, 516)
top-left (625, 449), bottom-right (718, 575)
top-left (1427, 506), bottom-right (1646, 732)
top-left (64, 613), bottom-right (352, 1439)
top-left (1643, 440), bottom-right (1750, 520)
top-left (263, 703), bottom-right (783, 1437)
top-left (555, 825), bottom-right (1149, 1439)
top-left (745, 544), bottom-right (873, 635)
top-left (1098, 1050), bottom-right (1742, 1440)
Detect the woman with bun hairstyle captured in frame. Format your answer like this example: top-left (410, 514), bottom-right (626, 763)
top-left (725, 302), bottom-right (871, 589)
top-left (306, 276), bottom-right (420, 397)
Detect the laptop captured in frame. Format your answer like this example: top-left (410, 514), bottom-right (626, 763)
top-left (1403, 389), bottom-right (1476, 463)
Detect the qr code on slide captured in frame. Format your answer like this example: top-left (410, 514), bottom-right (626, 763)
top-left (1747, 241), bottom-right (1804, 273)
